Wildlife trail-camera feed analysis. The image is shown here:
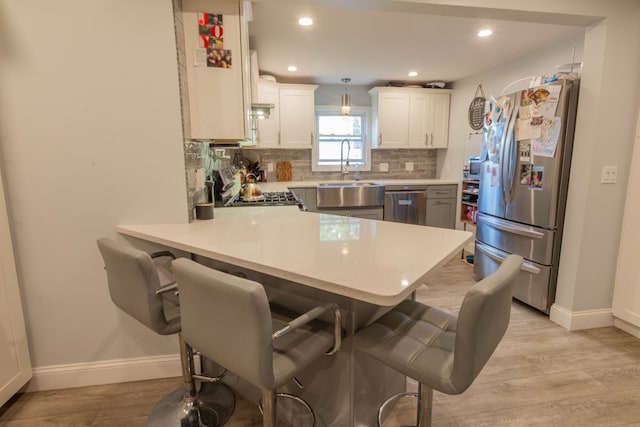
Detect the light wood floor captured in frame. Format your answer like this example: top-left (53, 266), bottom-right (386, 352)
top-left (2, 258), bottom-right (640, 426)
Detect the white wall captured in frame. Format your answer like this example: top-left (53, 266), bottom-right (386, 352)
top-left (0, 0), bottom-right (188, 382)
top-left (439, 1), bottom-right (640, 322)
top-left (440, 33), bottom-right (585, 181)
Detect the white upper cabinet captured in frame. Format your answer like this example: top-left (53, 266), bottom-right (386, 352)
top-left (426, 92), bottom-right (451, 148)
top-left (374, 90), bottom-right (411, 148)
top-left (255, 79), bottom-right (280, 147)
top-left (278, 84), bottom-right (317, 149)
top-left (176, 0), bottom-right (250, 141)
top-left (370, 87), bottom-right (451, 149)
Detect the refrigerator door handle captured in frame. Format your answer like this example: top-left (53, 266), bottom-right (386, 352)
top-left (476, 242), bottom-right (541, 275)
top-left (479, 214), bottom-right (545, 239)
top-left (504, 103), bottom-right (519, 204)
top-left (499, 123), bottom-right (508, 205)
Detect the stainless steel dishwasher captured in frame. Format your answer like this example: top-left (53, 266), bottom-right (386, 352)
top-left (383, 185), bottom-right (428, 225)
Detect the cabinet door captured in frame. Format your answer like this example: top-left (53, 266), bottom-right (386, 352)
top-left (426, 198), bottom-right (456, 229)
top-left (279, 85), bottom-right (316, 148)
top-left (408, 93), bottom-right (430, 148)
top-left (180, 0), bottom-right (248, 140)
top-left (427, 93), bottom-right (451, 148)
top-left (256, 80), bottom-right (280, 147)
top-left (613, 138), bottom-right (640, 331)
top-left (0, 167), bottom-right (32, 407)
top-left (377, 91), bottom-right (410, 148)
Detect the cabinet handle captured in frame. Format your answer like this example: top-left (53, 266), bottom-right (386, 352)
top-left (425, 133), bottom-right (428, 145)
top-left (310, 132), bottom-right (313, 146)
top-left (430, 133), bottom-right (434, 146)
top-left (379, 133), bottom-right (382, 146)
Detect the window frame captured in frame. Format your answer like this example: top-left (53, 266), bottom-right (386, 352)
top-left (312, 105), bottom-right (372, 172)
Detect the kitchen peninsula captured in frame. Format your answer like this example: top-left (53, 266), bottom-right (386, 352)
top-left (117, 208), bottom-right (471, 426)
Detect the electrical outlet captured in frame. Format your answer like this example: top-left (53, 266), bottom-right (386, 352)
top-left (379, 163), bottom-right (389, 172)
top-left (267, 163), bottom-right (274, 172)
top-left (405, 162), bottom-right (414, 172)
top-left (601, 165), bottom-right (617, 184)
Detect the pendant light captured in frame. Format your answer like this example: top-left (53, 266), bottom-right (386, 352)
top-left (341, 78), bottom-right (351, 115)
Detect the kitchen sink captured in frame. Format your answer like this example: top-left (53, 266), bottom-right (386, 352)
top-left (317, 182), bottom-right (385, 208)
top-left (318, 181), bottom-right (380, 187)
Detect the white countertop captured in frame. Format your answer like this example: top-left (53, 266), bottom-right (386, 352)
top-left (118, 207), bottom-right (472, 306)
top-left (258, 179), bottom-right (458, 192)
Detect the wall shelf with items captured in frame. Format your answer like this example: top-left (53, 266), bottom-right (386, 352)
top-left (460, 179), bottom-right (479, 225)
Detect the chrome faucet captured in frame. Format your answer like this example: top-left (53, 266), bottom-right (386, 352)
top-left (340, 138), bottom-right (351, 181)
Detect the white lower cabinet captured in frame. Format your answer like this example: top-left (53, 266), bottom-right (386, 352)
top-left (612, 136), bottom-right (640, 337)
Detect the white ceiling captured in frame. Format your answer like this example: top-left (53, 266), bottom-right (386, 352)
top-left (248, 1), bottom-right (594, 87)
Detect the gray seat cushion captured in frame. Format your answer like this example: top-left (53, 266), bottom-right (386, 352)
top-left (354, 300), bottom-right (458, 393)
top-left (354, 254), bottom-right (523, 396)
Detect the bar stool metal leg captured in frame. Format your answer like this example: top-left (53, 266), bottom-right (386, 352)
top-left (417, 383), bottom-right (433, 427)
top-left (147, 334), bottom-right (235, 427)
top-left (261, 390), bottom-right (277, 427)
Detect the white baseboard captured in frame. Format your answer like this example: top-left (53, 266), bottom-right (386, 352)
top-left (613, 317), bottom-right (640, 339)
top-left (549, 304), bottom-right (614, 331)
top-left (24, 354), bottom-right (181, 393)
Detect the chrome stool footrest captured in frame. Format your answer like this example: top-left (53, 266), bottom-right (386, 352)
top-left (259, 392), bottom-right (316, 427)
top-left (377, 384), bottom-right (433, 427)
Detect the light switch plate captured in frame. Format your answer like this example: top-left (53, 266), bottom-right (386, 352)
top-left (379, 163), bottom-right (389, 172)
top-left (267, 163), bottom-right (274, 172)
top-left (405, 162), bottom-right (414, 171)
top-left (601, 165), bottom-right (617, 184)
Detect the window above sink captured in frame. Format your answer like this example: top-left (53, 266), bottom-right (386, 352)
top-left (313, 106), bottom-right (372, 172)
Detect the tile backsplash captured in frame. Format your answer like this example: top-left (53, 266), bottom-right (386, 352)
top-left (184, 142), bottom-right (438, 219)
top-left (236, 148), bottom-right (437, 182)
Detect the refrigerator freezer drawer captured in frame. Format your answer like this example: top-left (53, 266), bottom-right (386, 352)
top-left (476, 212), bottom-right (555, 265)
top-left (474, 241), bottom-right (552, 313)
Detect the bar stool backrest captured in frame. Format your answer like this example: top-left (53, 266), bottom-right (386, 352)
top-left (97, 237), bottom-right (179, 336)
top-left (173, 258), bottom-right (277, 390)
top-left (451, 254), bottom-right (522, 392)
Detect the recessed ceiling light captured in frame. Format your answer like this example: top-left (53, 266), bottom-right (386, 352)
top-left (298, 17), bottom-right (313, 26)
top-left (478, 29), bottom-right (493, 38)
top-left (287, 65), bottom-right (298, 72)
top-left (408, 71), bottom-right (418, 77)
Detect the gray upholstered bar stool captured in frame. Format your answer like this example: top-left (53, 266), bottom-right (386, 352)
top-left (96, 237), bottom-right (235, 427)
top-left (172, 258), bottom-right (342, 427)
top-left (353, 254), bottom-right (523, 427)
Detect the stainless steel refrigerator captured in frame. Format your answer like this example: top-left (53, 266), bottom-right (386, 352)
top-left (473, 78), bottom-right (580, 314)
